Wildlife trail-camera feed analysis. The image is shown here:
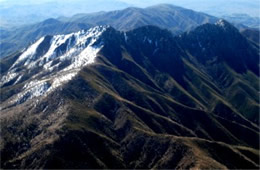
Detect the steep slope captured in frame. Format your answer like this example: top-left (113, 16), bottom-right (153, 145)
top-left (0, 4), bottom-right (218, 58)
top-left (0, 19), bottom-right (93, 59)
top-left (178, 20), bottom-right (259, 124)
top-left (0, 21), bottom-right (259, 169)
top-left (0, 25), bottom-right (107, 104)
top-left (241, 28), bottom-right (260, 45)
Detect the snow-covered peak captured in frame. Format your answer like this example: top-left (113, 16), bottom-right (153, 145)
top-left (11, 25), bottom-right (109, 70)
top-left (215, 19), bottom-right (230, 30)
top-left (215, 19), bottom-right (225, 26)
top-left (1, 25), bottom-right (109, 106)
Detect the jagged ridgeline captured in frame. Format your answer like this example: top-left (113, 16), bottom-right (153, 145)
top-left (0, 4), bottom-right (218, 58)
top-left (0, 20), bottom-right (259, 169)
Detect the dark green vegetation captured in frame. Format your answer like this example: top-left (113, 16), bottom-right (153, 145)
top-left (0, 21), bottom-right (259, 169)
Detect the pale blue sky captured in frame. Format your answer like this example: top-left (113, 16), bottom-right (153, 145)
top-left (1, 0), bottom-right (259, 17)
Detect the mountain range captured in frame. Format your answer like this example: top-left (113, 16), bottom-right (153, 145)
top-left (119, 0), bottom-right (260, 17)
top-left (0, 18), bottom-right (259, 169)
top-left (1, 0), bottom-right (259, 29)
top-left (1, 4), bottom-right (258, 60)
top-left (241, 28), bottom-right (260, 44)
top-left (0, 4), bottom-right (220, 58)
top-left (222, 14), bottom-right (260, 29)
top-left (0, 0), bottom-right (130, 29)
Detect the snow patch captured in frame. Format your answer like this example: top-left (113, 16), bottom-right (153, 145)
top-left (63, 45), bottom-right (102, 71)
top-left (143, 37), bottom-right (153, 44)
top-left (48, 72), bottom-right (77, 92)
top-left (13, 75), bottom-right (23, 85)
top-left (215, 19), bottom-right (228, 29)
top-left (38, 33), bottom-right (73, 65)
top-left (6, 25), bottom-right (108, 105)
top-left (15, 81), bottom-right (50, 104)
top-left (0, 72), bottom-right (18, 86)
top-left (11, 37), bottom-right (45, 69)
top-left (124, 32), bottom-right (128, 42)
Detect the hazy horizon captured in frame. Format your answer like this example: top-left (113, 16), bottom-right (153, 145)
top-left (0, 0), bottom-right (259, 29)
top-left (1, 0), bottom-right (259, 15)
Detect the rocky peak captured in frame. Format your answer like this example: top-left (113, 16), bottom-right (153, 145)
top-left (0, 25), bottom-right (110, 106)
top-left (215, 19), bottom-right (234, 30)
top-left (179, 21), bottom-right (258, 75)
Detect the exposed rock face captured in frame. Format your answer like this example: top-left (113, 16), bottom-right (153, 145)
top-left (0, 21), bottom-right (259, 169)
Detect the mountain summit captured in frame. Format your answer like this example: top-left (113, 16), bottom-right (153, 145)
top-left (179, 19), bottom-right (259, 75)
top-left (0, 4), bottom-right (218, 58)
top-left (1, 26), bottom-right (108, 105)
top-left (0, 21), bottom-right (259, 169)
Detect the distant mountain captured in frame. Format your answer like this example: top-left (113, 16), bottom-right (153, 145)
top-left (0, 19), bottom-right (93, 59)
top-left (0, 0), bottom-right (130, 29)
top-left (222, 13), bottom-right (260, 29)
top-left (179, 20), bottom-right (259, 75)
top-left (0, 4), bottom-right (218, 58)
top-left (64, 4), bottom-right (218, 33)
top-left (118, 0), bottom-right (260, 18)
top-left (241, 28), bottom-right (260, 44)
top-left (1, 20), bottom-right (259, 169)
top-left (1, 0), bottom-right (258, 29)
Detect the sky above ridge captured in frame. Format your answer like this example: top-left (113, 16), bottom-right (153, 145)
top-left (0, 0), bottom-right (259, 16)
top-left (0, 0), bottom-right (259, 29)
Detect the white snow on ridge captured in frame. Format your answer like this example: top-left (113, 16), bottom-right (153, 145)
top-left (49, 72), bottom-right (77, 92)
top-left (0, 72), bottom-right (18, 86)
top-left (35, 26), bottom-right (106, 70)
top-left (11, 37), bottom-right (45, 69)
top-left (215, 19), bottom-right (227, 29)
top-left (147, 38), bottom-right (152, 44)
top-left (39, 33), bottom-right (73, 65)
top-left (63, 45), bottom-right (102, 71)
top-left (13, 71), bottom-right (78, 104)
top-left (14, 75), bottom-right (23, 84)
top-left (9, 25), bottom-right (108, 72)
top-left (3, 25), bottom-right (109, 105)
top-left (14, 80), bottom-right (50, 104)
top-left (124, 32), bottom-right (128, 42)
